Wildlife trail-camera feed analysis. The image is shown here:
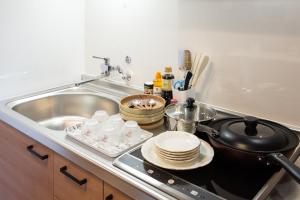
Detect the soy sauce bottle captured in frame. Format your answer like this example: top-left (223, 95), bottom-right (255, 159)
top-left (161, 66), bottom-right (174, 106)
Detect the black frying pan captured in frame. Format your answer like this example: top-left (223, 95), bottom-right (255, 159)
top-left (197, 116), bottom-right (300, 183)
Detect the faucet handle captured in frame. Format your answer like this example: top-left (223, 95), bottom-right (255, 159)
top-left (92, 56), bottom-right (110, 66)
top-left (93, 56), bottom-right (111, 76)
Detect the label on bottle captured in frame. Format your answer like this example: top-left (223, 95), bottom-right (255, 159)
top-left (144, 88), bottom-right (153, 95)
top-left (153, 87), bottom-right (162, 96)
top-left (162, 79), bottom-right (173, 91)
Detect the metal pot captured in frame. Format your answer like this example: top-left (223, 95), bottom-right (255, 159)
top-left (165, 98), bottom-right (216, 133)
top-left (197, 116), bottom-right (300, 183)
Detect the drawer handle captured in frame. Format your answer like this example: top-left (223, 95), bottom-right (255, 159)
top-left (105, 194), bottom-right (113, 200)
top-left (26, 145), bottom-right (49, 160)
top-left (60, 166), bottom-right (87, 186)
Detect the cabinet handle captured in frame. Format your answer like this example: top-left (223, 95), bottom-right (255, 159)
top-left (26, 145), bottom-right (49, 160)
top-left (60, 166), bottom-right (87, 186)
top-left (105, 194), bottom-right (113, 200)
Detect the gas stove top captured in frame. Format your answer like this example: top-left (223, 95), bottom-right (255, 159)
top-left (113, 110), bottom-right (300, 200)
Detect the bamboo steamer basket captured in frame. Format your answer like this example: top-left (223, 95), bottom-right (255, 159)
top-left (139, 118), bottom-right (164, 130)
top-left (119, 94), bottom-right (165, 115)
top-left (120, 112), bottom-right (164, 125)
top-left (120, 107), bottom-right (164, 118)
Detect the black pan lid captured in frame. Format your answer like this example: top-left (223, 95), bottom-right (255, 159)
top-left (208, 116), bottom-right (299, 153)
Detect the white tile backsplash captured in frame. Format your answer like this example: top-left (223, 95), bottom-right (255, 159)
top-left (85, 0), bottom-right (300, 127)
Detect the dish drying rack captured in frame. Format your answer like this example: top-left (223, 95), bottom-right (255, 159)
top-left (65, 123), bottom-right (153, 157)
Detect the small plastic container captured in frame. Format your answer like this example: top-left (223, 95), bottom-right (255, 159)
top-left (82, 118), bottom-right (99, 141)
top-left (101, 124), bottom-right (121, 144)
top-left (122, 121), bottom-right (141, 144)
top-left (92, 110), bottom-right (109, 123)
top-left (109, 114), bottom-right (125, 129)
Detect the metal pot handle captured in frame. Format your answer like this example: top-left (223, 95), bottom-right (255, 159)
top-left (266, 153), bottom-right (300, 184)
top-left (164, 114), bottom-right (178, 131)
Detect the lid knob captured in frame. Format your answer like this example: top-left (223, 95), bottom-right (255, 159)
top-left (243, 116), bottom-right (258, 135)
top-left (185, 98), bottom-right (195, 109)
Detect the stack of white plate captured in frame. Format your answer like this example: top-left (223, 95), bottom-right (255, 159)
top-left (154, 131), bottom-right (201, 163)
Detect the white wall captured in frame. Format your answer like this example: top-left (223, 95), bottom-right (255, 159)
top-left (179, 0), bottom-right (300, 126)
top-left (0, 0), bottom-right (85, 100)
top-left (85, 0), bottom-right (300, 127)
top-left (85, 0), bottom-right (179, 85)
top-left (1, 0), bottom-right (298, 126)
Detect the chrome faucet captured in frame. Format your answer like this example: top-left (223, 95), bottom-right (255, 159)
top-left (93, 56), bottom-right (131, 81)
top-left (75, 56), bottom-right (131, 87)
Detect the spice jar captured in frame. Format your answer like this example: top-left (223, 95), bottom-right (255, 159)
top-left (144, 82), bottom-right (154, 95)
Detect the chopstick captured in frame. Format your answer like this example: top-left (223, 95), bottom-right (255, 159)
top-left (191, 55), bottom-right (209, 87)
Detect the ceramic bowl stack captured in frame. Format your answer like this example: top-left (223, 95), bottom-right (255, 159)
top-left (155, 131), bottom-right (201, 163)
top-left (119, 95), bottom-right (166, 130)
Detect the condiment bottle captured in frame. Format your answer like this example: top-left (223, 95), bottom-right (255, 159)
top-left (161, 66), bottom-right (174, 105)
top-left (153, 72), bottom-right (162, 96)
top-left (144, 82), bottom-right (153, 95)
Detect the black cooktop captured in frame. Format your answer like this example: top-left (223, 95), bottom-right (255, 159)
top-left (113, 111), bottom-right (298, 200)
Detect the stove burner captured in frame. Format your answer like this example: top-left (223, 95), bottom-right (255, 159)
top-left (113, 111), bottom-right (300, 200)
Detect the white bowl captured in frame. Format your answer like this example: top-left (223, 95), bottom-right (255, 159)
top-left (155, 131), bottom-right (200, 153)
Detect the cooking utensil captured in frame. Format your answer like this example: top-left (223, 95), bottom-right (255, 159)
top-left (197, 116), bottom-right (300, 183)
top-left (183, 71), bottom-right (193, 90)
top-left (165, 98), bottom-right (216, 133)
top-left (179, 50), bottom-right (192, 71)
top-left (191, 52), bottom-right (202, 76)
top-left (184, 50), bottom-right (192, 71)
top-left (191, 54), bottom-right (210, 87)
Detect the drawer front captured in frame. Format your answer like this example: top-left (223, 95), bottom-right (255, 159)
top-left (0, 121), bottom-right (53, 200)
top-left (104, 182), bottom-right (133, 200)
top-left (54, 153), bottom-right (103, 200)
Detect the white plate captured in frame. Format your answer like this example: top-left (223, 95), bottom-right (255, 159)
top-left (157, 149), bottom-right (199, 159)
top-left (158, 152), bottom-right (200, 161)
top-left (157, 147), bottom-right (199, 156)
top-left (142, 137), bottom-right (214, 170)
top-left (155, 131), bottom-right (200, 153)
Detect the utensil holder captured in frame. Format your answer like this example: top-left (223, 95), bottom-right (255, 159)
top-left (173, 88), bottom-right (195, 103)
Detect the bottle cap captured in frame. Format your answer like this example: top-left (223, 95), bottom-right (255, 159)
top-left (155, 71), bottom-right (162, 79)
top-left (165, 66), bottom-right (172, 73)
top-left (144, 81), bottom-right (153, 87)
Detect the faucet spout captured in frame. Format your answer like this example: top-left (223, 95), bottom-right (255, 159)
top-left (74, 74), bottom-right (106, 87)
top-left (75, 56), bottom-right (132, 87)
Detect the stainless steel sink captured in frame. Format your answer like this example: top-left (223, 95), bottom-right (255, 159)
top-left (8, 87), bottom-right (120, 131)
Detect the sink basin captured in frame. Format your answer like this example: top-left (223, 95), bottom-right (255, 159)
top-left (9, 89), bottom-right (119, 131)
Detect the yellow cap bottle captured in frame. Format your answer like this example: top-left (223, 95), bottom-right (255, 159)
top-left (153, 72), bottom-right (162, 96)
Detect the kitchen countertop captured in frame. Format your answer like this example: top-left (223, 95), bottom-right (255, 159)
top-left (0, 79), bottom-right (299, 200)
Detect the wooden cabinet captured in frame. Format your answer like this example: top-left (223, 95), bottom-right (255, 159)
top-left (54, 153), bottom-right (104, 200)
top-left (104, 182), bottom-right (133, 200)
top-left (0, 120), bottom-right (136, 200)
top-left (0, 121), bottom-right (53, 200)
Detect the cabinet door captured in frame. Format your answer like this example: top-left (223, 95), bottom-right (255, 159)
top-left (0, 121), bottom-right (53, 200)
top-left (54, 153), bottom-right (103, 200)
top-left (104, 182), bottom-right (133, 200)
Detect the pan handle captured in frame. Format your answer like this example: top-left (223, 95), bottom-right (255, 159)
top-left (266, 153), bottom-right (300, 184)
top-left (197, 124), bottom-right (220, 138)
